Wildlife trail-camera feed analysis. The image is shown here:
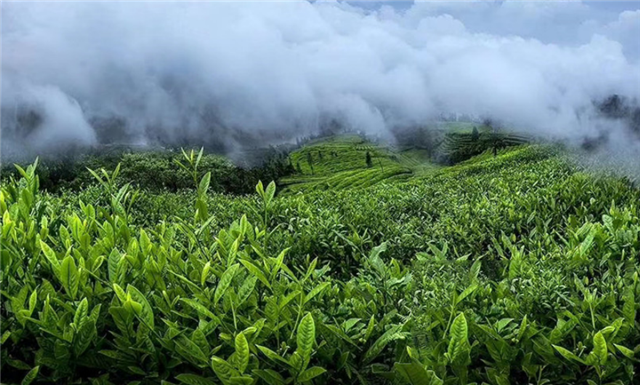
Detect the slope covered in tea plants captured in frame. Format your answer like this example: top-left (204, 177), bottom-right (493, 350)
top-left (281, 135), bottom-right (439, 193)
top-left (2, 144), bottom-right (640, 385)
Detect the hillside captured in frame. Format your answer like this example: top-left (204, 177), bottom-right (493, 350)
top-left (281, 135), bottom-right (439, 193)
top-left (281, 125), bottom-right (529, 193)
top-left (2, 139), bottom-right (640, 385)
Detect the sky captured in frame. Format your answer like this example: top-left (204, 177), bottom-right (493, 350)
top-left (350, 1), bottom-right (640, 58)
top-left (1, 0), bottom-right (640, 163)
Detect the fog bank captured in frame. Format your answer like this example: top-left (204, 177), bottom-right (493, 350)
top-left (2, 1), bottom-right (639, 165)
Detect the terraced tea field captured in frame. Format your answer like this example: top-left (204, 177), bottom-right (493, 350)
top-left (281, 135), bottom-right (440, 192)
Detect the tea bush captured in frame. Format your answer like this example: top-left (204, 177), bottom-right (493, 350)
top-left (1, 145), bottom-right (639, 384)
top-left (1, 148), bottom-right (294, 195)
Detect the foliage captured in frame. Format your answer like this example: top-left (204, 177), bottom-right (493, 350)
top-left (1, 148), bottom-right (294, 195)
top-left (2, 142), bottom-right (640, 384)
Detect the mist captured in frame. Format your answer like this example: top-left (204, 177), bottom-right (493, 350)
top-left (2, 1), bottom-right (640, 167)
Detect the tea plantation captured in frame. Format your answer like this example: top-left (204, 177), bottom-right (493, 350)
top-left (1, 137), bottom-right (639, 384)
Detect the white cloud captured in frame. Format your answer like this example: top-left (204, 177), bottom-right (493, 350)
top-left (1, 1), bottom-right (639, 160)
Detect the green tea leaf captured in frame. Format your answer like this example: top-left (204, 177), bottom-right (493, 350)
top-left (109, 306), bottom-right (133, 334)
top-left (296, 313), bottom-right (315, 371)
top-left (74, 298), bottom-right (89, 328)
top-left (236, 276), bottom-right (257, 307)
top-left (21, 366), bottom-right (39, 385)
top-left (108, 249), bottom-right (122, 284)
top-left (112, 283), bottom-right (127, 303)
top-left (265, 181), bottom-right (276, 205)
top-left (234, 332), bottom-right (249, 374)
top-left (60, 255), bottom-right (79, 299)
top-left (455, 283), bottom-right (477, 305)
top-left (304, 282), bottom-right (330, 304)
top-left (211, 356), bottom-right (239, 382)
top-left (297, 366), bottom-right (327, 383)
top-left (239, 260), bottom-right (271, 290)
top-left (553, 345), bottom-right (585, 364)
top-left (127, 284), bottom-right (155, 330)
top-left (181, 299), bottom-right (220, 322)
top-left (614, 344), bottom-right (635, 359)
top-left (214, 263), bottom-right (240, 305)
top-left (201, 261), bottom-right (211, 286)
top-left (255, 181), bottom-right (265, 198)
top-left (11, 286), bottom-right (29, 314)
top-left (40, 240), bottom-right (60, 273)
top-left (447, 313), bottom-right (470, 366)
top-left (1, 331), bottom-right (11, 344)
top-left (363, 324), bottom-right (404, 364)
top-left (363, 315), bottom-right (376, 343)
top-left (257, 345), bottom-right (291, 367)
top-left (469, 259), bottom-right (482, 280)
top-left (74, 316), bottom-right (97, 356)
top-left (198, 172), bottom-right (211, 196)
top-left (175, 335), bottom-right (209, 365)
top-left (27, 289), bottom-right (37, 313)
top-left (517, 315), bottom-right (528, 341)
top-left (622, 288), bottom-right (636, 326)
top-left (592, 331), bottom-right (607, 365)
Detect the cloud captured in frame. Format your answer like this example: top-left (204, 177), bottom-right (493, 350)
top-left (598, 10), bottom-right (640, 58)
top-left (1, 1), bottom-right (639, 163)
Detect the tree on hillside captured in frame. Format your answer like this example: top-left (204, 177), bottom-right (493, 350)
top-left (366, 151), bottom-right (373, 168)
top-left (471, 126), bottom-right (479, 142)
top-left (483, 118), bottom-right (498, 157)
top-left (318, 151), bottom-right (323, 160)
top-left (296, 160), bottom-right (303, 174)
top-left (306, 152), bottom-right (314, 174)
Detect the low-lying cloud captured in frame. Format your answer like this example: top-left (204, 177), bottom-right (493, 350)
top-left (1, 1), bottom-right (639, 164)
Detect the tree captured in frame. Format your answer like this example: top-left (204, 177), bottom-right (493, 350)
top-left (318, 151), bottom-right (323, 160)
top-left (296, 161), bottom-right (303, 174)
top-left (471, 126), bottom-right (479, 142)
top-left (306, 152), bottom-right (314, 174)
top-left (366, 151), bottom-right (373, 168)
top-left (483, 118), bottom-right (498, 157)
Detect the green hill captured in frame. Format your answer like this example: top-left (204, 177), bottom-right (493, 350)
top-left (281, 135), bottom-right (440, 193)
top-left (281, 128), bottom-right (528, 193)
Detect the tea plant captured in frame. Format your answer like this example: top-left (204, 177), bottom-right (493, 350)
top-left (2, 142), bottom-right (640, 384)
top-left (1, 162), bottom-right (412, 384)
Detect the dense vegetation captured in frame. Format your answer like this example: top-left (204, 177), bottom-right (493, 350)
top-left (1, 138), bottom-right (639, 385)
top-left (1, 147), bottom-right (294, 195)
